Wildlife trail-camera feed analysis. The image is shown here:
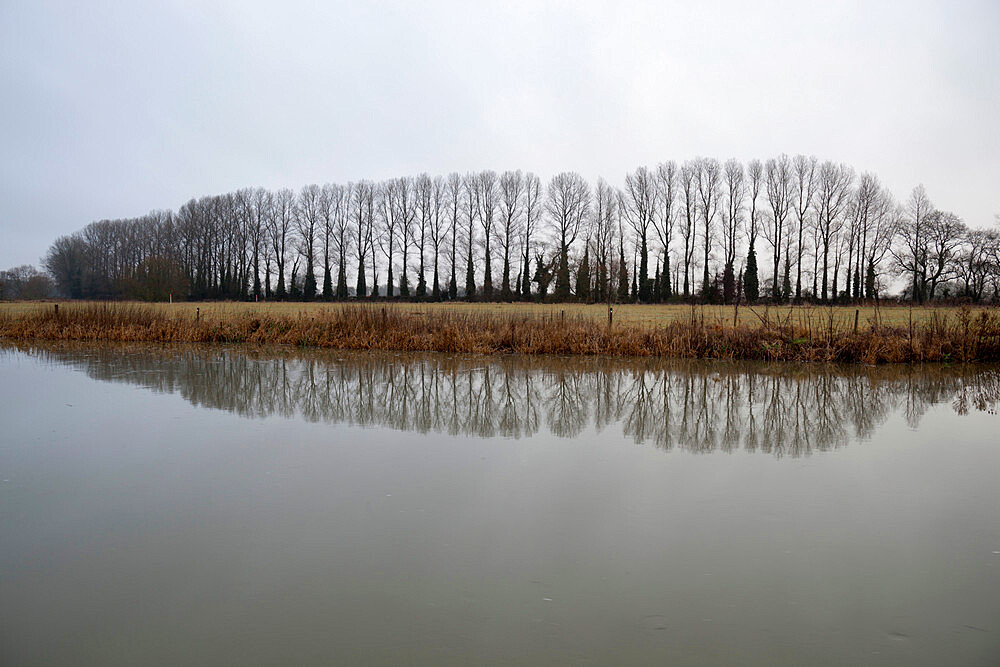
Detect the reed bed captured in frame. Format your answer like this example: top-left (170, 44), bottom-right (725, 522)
top-left (2, 302), bottom-right (999, 363)
top-left (4, 300), bottom-right (993, 328)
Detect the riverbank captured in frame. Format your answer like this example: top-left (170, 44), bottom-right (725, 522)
top-left (3, 302), bottom-right (1000, 362)
top-left (3, 299), bottom-right (994, 328)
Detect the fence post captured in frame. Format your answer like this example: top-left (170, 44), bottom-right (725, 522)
top-left (854, 309), bottom-right (859, 334)
top-left (608, 306), bottom-right (613, 328)
top-left (908, 307), bottom-right (913, 360)
top-left (196, 307), bottom-right (200, 322)
top-left (54, 304), bottom-right (59, 317)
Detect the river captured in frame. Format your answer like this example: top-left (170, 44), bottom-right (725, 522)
top-left (1, 342), bottom-right (998, 665)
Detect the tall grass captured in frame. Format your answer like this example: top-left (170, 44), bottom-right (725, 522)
top-left (2, 302), bottom-right (999, 362)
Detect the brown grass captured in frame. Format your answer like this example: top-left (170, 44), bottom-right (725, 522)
top-left (2, 302), bottom-right (1000, 363)
top-left (1, 299), bottom-right (994, 328)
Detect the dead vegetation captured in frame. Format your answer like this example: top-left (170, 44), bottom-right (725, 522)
top-left (3, 302), bottom-right (1000, 363)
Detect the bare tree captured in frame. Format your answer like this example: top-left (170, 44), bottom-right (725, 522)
top-left (863, 185), bottom-right (898, 299)
top-left (445, 173), bottom-right (462, 299)
top-left (546, 172), bottom-right (591, 300)
top-left (375, 177), bottom-right (416, 298)
top-left (922, 210), bottom-right (967, 299)
top-left (236, 187), bottom-right (268, 300)
top-left (678, 162), bottom-right (699, 298)
top-left (521, 173), bottom-right (542, 300)
top-left (295, 184), bottom-right (322, 299)
top-left (328, 183), bottom-right (352, 299)
top-left (696, 157), bottom-right (722, 298)
top-left (845, 173), bottom-right (880, 301)
top-left (462, 173), bottom-right (478, 299)
top-left (44, 235), bottom-right (88, 298)
top-left (592, 178), bottom-right (619, 303)
top-left (317, 184), bottom-right (337, 299)
top-left (621, 165), bottom-right (657, 301)
top-left (375, 180), bottom-right (398, 298)
top-left (497, 170), bottom-right (525, 300)
top-left (395, 176), bottom-right (417, 297)
top-left (763, 155), bottom-right (793, 300)
top-left (268, 188), bottom-right (295, 299)
top-left (653, 161), bottom-right (678, 300)
top-left (743, 159), bottom-right (764, 301)
top-left (892, 184), bottom-right (934, 302)
top-left (956, 227), bottom-right (999, 301)
top-left (721, 159), bottom-right (745, 302)
top-left (472, 170), bottom-right (499, 299)
top-left (427, 175), bottom-right (447, 299)
top-left (791, 155), bottom-right (818, 301)
top-left (812, 162), bottom-right (853, 301)
top-left (414, 174), bottom-right (433, 298)
top-left (351, 181), bottom-right (376, 298)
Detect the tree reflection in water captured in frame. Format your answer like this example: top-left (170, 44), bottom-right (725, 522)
top-left (12, 343), bottom-right (999, 458)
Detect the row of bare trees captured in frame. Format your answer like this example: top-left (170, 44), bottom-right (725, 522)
top-left (37, 159), bottom-right (1000, 303)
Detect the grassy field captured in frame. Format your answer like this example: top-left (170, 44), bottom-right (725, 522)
top-left (1, 300), bottom-right (993, 331)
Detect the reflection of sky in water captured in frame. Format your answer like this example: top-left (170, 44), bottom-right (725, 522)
top-left (1, 343), bottom-right (999, 666)
top-left (7, 342), bottom-right (999, 458)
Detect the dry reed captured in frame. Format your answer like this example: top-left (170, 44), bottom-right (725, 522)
top-left (2, 302), bottom-right (999, 363)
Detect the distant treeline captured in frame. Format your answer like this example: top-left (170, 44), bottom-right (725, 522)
top-left (0, 265), bottom-right (55, 300)
top-left (33, 157), bottom-right (1000, 304)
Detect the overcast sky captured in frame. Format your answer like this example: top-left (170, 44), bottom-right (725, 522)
top-left (1, 0), bottom-right (997, 269)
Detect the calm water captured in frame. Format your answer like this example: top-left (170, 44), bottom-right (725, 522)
top-left (1, 342), bottom-right (998, 666)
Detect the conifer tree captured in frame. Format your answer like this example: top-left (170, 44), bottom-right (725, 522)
top-left (575, 245), bottom-right (591, 302)
top-left (865, 261), bottom-right (876, 300)
top-left (744, 242), bottom-right (759, 302)
top-left (398, 267), bottom-right (410, 297)
top-left (322, 263), bottom-right (333, 300)
top-left (520, 259), bottom-right (532, 301)
top-left (336, 257), bottom-right (349, 299)
top-left (533, 255), bottom-right (553, 300)
top-left (722, 263), bottom-right (735, 303)
top-left (276, 269), bottom-right (287, 300)
top-left (356, 259), bottom-right (366, 300)
top-left (617, 244), bottom-right (629, 302)
top-left (652, 260), bottom-right (661, 303)
top-left (662, 253), bottom-right (672, 300)
top-left (290, 264), bottom-right (302, 299)
top-left (464, 253), bottom-right (476, 300)
top-left (303, 258), bottom-right (316, 299)
top-left (638, 239), bottom-right (650, 302)
top-left (448, 265), bottom-right (457, 300)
